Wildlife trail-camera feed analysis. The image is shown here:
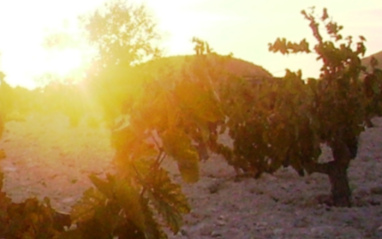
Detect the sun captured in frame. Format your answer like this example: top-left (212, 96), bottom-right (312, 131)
top-left (44, 48), bottom-right (88, 80)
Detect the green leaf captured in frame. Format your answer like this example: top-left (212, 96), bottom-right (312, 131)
top-left (89, 174), bottom-right (114, 199)
top-left (162, 129), bottom-right (200, 182)
top-left (119, 185), bottom-right (149, 236)
top-left (174, 80), bottom-right (223, 122)
top-left (111, 124), bottom-right (135, 150)
top-left (177, 149), bottom-right (200, 183)
top-left (162, 129), bottom-right (191, 157)
top-left (146, 168), bottom-right (190, 233)
top-left (70, 187), bottom-right (105, 224)
top-left (111, 175), bottom-right (166, 239)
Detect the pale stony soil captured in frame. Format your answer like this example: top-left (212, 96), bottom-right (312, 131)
top-left (1, 113), bottom-right (382, 239)
top-left (0, 113), bottom-right (114, 212)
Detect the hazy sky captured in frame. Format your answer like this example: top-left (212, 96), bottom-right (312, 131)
top-left (0, 0), bottom-right (381, 88)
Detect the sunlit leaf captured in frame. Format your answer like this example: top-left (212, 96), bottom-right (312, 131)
top-left (112, 176), bottom-right (148, 234)
top-left (162, 128), bottom-right (200, 182)
top-left (111, 123), bottom-right (135, 149)
top-left (70, 187), bottom-right (105, 224)
top-left (162, 128), bottom-right (191, 158)
top-left (146, 168), bottom-right (190, 233)
top-left (89, 174), bottom-right (114, 199)
top-left (177, 149), bottom-right (200, 183)
top-left (174, 80), bottom-right (223, 123)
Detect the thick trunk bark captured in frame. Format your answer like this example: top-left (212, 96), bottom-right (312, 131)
top-left (305, 137), bottom-right (353, 207)
top-left (328, 138), bottom-right (353, 207)
top-left (327, 161), bottom-right (352, 207)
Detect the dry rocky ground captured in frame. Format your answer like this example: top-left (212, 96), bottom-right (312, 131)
top-left (1, 113), bottom-right (382, 239)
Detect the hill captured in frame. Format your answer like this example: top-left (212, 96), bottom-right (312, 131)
top-left (362, 50), bottom-right (382, 70)
top-left (137, 54), bottom-right (272, 80)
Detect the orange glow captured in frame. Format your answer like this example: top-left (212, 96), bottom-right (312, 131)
top-left (0, 1), bottom-right (381, 89)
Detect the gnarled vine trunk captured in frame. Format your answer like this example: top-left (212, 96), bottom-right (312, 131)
top-left (327, 139), bottom-right (353, 207)
top-left (307, 139), bottom-right (353, 207)
top-left (327, 161), bottom-right (351, 207)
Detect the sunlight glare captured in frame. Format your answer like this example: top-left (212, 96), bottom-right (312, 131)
top-left (45, 48), bottom-right (86, 79)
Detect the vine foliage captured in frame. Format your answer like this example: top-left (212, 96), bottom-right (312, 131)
top-left (213, 8), bottom-right (382, 207)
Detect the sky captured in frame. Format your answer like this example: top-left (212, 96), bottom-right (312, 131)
top-left (0, 0), bottom-right (381, 89)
